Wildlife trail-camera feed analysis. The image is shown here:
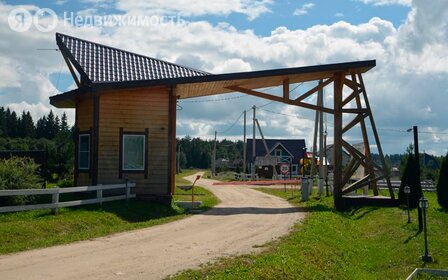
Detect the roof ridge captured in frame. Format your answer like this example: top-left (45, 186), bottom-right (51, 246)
top-left (55, 32), bottom-right (210, 83)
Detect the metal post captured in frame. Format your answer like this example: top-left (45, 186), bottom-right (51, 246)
top-left (324, 130), bottom-right (329, 196)
top-left (414, 126), bottom-right (423, 231)
top-left (407, 194), bottom-right (411, 224)
top-left (212, 130), bottom-right (217, 177)
top-left (252, 105), bottom-right (256, 179)
top-left (243, 110), bottom-right (247, 176)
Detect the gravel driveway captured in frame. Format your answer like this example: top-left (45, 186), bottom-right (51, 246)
top-left (0, 173), bottom-right (305, 280)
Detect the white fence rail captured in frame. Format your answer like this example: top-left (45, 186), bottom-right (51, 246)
top-left (0, 183), bottom-right (136, 214)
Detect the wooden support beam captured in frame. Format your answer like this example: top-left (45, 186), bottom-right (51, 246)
top-left (342, 108), bottom-right (368, 114)
top-left (227, 85), bottom-right (334, 114)
top-left (333, 72), bottom-right (344, 208)
top-left (342, 113), bottom-right (368, 134)
top-left (352, 73), bottom-right (378, 195)
top-left (343, 78), bottom-right (361, 91)
top-left (358, 73), bottom-right (395, 199)
top-left (296, 101), bottom-right (335, 114)
top-left (295, 77), bottom-right (333, 102)
top-left (342, 89), bottom-right (361, 107)
top-left (342, 175), bottom-right (384, 195)
top-left (227, 86), bottom-right (284, 103)
top-left (283, 79), bottom-right (290, 102)
top-left (63, 55), bottom-right (81, 87)
top-left (341, 158), bottom-right (362, 188)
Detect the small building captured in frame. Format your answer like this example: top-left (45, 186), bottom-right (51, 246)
top-left (246, 139), bottom-right (306, 177)
top-left (49, 32), bottom-right (381, 206)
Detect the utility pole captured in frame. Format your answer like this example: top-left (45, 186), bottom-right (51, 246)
top-left (243, 110), bottom-right (247, 175)
top-left (252, 106), bottom-right (256, 179)
top-left (212, 130), bottom-right (217, 177)
top-left (414, 126), bottom-right (423, 231)
top-left (318, 81), bottom-right (325, 196)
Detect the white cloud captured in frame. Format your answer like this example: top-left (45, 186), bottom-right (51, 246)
top-left (356, 0), bottom-right (411, 6)
top-left (334, 12), bottom-right (344, 18)
top-left (293, 3), bottom-right (315, 16)
top-left (115, 0), bottom-right (273, 21)
top-left (0, 0), bottom-right (447, 154)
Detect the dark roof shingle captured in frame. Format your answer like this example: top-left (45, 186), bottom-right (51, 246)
top-left (56, 33), bottom-right (209, 84)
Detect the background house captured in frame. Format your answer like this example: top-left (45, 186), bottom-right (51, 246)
top-left (246, 139), bottom-right (306, 178)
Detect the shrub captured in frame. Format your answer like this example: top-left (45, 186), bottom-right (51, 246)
top-left (398, 153), bottom-right (423, 208)
top-left (0, 157), bottom-right (42, 206)
top-left (437, 154), bottom-right (448, 209)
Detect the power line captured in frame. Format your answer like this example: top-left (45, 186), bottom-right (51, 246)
top-left (217, 111), bottom-right (245, 134)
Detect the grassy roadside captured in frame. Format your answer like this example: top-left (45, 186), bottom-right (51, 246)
top-left (173, 189), bottom-right (448, 279)
top-left (0, 170), bottom-right (217, 255)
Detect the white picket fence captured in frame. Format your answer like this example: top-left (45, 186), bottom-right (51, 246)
top-left (0, 183), bottom-right (136, 214)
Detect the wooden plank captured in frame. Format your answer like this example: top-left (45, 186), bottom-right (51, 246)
top-left (333, 72), bottom-right (344, 206)
top-left (283, 78), bottom-right (289, 101)
top-left (358, 72), bottom-right (394, 199)
top-left (227, 85), bottom-right (284, 103)
top-left (353, 73), bottom-right (378, 195)
top-left (342, 175), bottom-right (384, 195)
top-left (342, 108), bottom-right (368, 114)
top-left (342, 113), bottom-right (367, 134)
top-left (294, 77), bottom-right (334, 102)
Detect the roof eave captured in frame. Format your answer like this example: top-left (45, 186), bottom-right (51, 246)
top-left (49, 87), bottom-right (89, 108)
top-left (90, 59), bottom-right (376, 91)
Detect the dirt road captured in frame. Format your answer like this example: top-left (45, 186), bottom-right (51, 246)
top-left (0, 173), bottom-right (305, 280)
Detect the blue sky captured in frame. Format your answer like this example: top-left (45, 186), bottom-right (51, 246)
top-left (1, 0), bottom-right (447, 155)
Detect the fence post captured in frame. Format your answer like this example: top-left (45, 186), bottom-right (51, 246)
top-left (97, 184), bottom-right (103, 206)
top-left (51, 187), bottom-right (60, 215)
top-left (125, 174), bottom-right (130, 202)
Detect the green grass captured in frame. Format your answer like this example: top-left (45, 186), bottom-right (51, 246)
top-left (0, 169), bottom-right (218, 255)
top-left (172, 190), bottom-right (448, 280)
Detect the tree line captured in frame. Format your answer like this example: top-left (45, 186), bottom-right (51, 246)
top-left (0, 107), bottom-right (74, 182)
top-left (0, 107), bottom-right (71, 139)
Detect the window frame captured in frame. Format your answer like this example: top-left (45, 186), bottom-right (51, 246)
top-left (78, 133), bottom-right (91, 170)
top-left (122, 134), bottom-right (146, 171)
top-left (275, 149), bottom-right (282, 157)
top-left (119, 128), bottom-right (149, 179)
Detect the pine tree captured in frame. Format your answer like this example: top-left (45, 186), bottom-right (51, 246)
top-left (0, 107), bottom-right (5, 136)
top-left (6, 109), bottom-right (19, 138)
top-left (60, 112), bottom-right (69, 134)
top-left (399, 153), bottom-right (423, 208)
top-left (35, 117), bottom-right (47, 139)
top-left (436, 154), bottom-right (448, 209)
top-left (45, 111), bottom-right (57, 139)
top-left (19, 111), bottom-right (35, 138)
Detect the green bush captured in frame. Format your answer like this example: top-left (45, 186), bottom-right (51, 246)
top-left (0, 157), bottom-right (42, 206)
top-left (398, 153), bottom-right (423, 208)
top-left (437, 154), bottom-right (448, 209)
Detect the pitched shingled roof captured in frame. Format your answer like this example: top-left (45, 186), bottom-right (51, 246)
top-left (56, 33), bottom-right (209, 84)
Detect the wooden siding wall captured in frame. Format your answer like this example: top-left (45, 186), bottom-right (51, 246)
top-left (97, 87), bottom-right (170, 195)
top-left (76, 97), bottom-right (93, 186)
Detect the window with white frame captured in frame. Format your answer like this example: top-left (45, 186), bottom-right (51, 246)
top-left (275, 149), bottom-right (282, 157)
top-left (78, 134), bottom-right (90, 170)
top-left (122, 134), bottom-right (145, 171)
